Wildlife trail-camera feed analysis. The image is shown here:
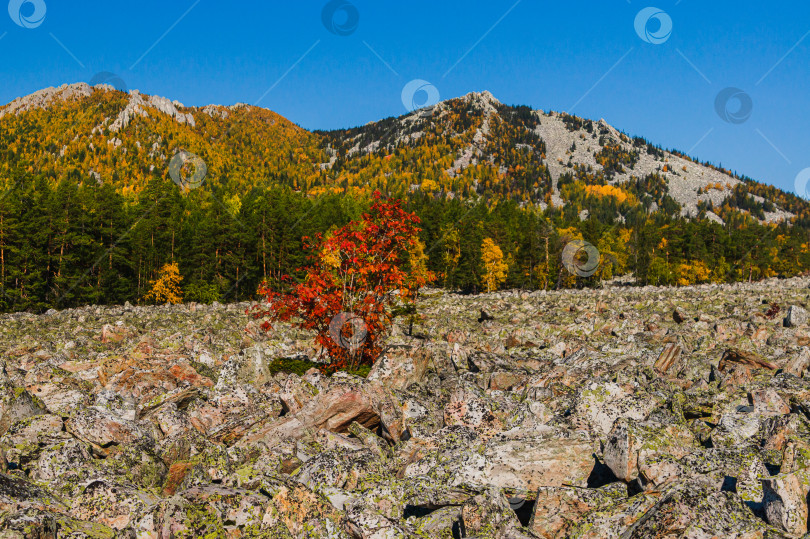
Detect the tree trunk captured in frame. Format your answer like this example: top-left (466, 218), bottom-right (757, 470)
top-left (262, 213), bottom-right (267, 280)
top-left (0, 213), bottom-right (5, 295)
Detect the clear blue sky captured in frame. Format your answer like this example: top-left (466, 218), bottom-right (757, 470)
top-left (2, 1), bottom-right (809, 195)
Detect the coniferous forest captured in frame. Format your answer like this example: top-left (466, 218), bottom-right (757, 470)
top-left (2, 171), bottom-right (809, 313)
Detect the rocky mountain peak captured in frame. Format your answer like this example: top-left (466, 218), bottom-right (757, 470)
top-left (461, 90), bottom-right (502, 112)
top-left (0, 83), bottom-right (196, 131)
top-left (0, 82), bottom-right (94, 119)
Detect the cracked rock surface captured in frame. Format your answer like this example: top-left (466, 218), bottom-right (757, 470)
top-left (1, 278), bottom-right (810, 537)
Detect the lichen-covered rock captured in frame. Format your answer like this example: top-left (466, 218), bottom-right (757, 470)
top-left (571, 382), bottom-right (660, 437)
top-left (0, 383), bottom-right (46, 436)
top-left (529, 483), bottom-right (626, 537)
top-left (65, 407), bottom-right (149, 448)
top-left (762, 469), bottom-right (810, 536)
top-left (621, 480), bottom-right (778, 538)
top-left (410, 505), bottom-right (462, 536)
top-left (0, 472), bottom-right (69, 537)
top-left (1, 414), bottom-right (66, 449)
top-left (275, 372), bottom-right (320, 415)
top-left (69, 479), bottom-right (158, 530)
top-left (784, 305), bottom-right (808, 328)
top-left (238, 378), bottom-right (404, 449)
top-left (401, 426), bottom-right (595, 493)
top-left (366, 345), bottom-right (432, 390)
top-left (750, 388), bottom-right (791, 416)
top-left (482, 434), bottom-right (597, 490)
top-left (0, 507), bottom-right (116, 538)
top-left (186, 383), bottom-right (282, 446)
top-left (458, 488), bottom-right (528, 538)
top-left (344, 502), bottom-right (414, 538)
top-left (32, 439), bottom-right (94, 492)
top-left (0, 414), bottom-right (69, 474)
top-left (564, 491), bottom-right (661, 538)
top-left (783, 348), bottom-right (810, 377)
top-left (603, 418), bottom-right (697, 483)
top-left (711, 411), bottom-right (764, 448)
top-left (444, 379), bottom-right (503, 433)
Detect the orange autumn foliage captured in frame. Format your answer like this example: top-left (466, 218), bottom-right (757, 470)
top-left (584, 184), bottom-right (632, 204)
top-left (250, 193), bottom-right (435, 371)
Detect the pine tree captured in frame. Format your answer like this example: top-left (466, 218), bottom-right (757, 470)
top-left (0, 185), bottom-right (21, 311)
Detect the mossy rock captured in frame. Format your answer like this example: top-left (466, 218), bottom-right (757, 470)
top-left (267, 357), bottom-right (371, 379)
top-left (190, 360), bottom-right (219, 384)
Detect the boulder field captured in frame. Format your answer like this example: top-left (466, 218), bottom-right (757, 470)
top-left (1, 278), bottom-right (810, 537)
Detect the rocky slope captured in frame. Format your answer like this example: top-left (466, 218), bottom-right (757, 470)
top-left (2, 279), bottom-right (810, 537)
top-left (321, 91), bottom-right (801, 225)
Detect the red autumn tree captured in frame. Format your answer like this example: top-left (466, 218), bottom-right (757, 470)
top-left (250, 193), bottom-right (435, 371)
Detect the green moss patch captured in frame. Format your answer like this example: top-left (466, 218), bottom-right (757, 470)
top-left (268, 357), bottom-right (371, 378)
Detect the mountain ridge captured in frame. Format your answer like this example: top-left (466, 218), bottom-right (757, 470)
top-left (0, 82), bottom-right (798, 228)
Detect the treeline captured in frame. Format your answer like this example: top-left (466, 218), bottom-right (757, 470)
top-left (0, 172), bottom-right (360, 312)
top-left (2, 171), bottom-right (810, 313)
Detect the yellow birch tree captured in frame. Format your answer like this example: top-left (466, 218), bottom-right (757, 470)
top-left (142, 262), bottom-right (184, 304)
top-left (481, 238), bottom-right (508, 292)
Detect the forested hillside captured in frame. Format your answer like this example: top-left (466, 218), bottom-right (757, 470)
top-left (1, 83), bottom-right (809, 312)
